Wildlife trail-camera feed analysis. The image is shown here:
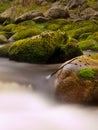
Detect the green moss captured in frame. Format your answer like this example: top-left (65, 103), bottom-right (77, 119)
top-left (34, 24), bottom-right (45, 31)
top-left (61, 21), bottom-right (98, 41)
top-left (72, 24), bottom-right (98, 40)
top-left (0, 25), bottom-right (3, 30)
top-left (3, 24), bottom-right (17, 32)
top-left (87, 32), bottom-right (98, 42)
top-left (64, 42), bottom-right (83, 60)
top-left (78, 39), bottom-right (98, 51)
top-left (79, 33), bottom-right (92, 41)
top-left (3, 24), bottom-right (17, 38)
top-left (53, 19), bottom-right (69, 25)
top-left (9, 38), bottom-right (55, 63)
top-left (90, 54), bottom-right (98, 60)
top-left (13, 27), bottom-right (42, 40)
top-left (8, 30), bottom-right (82, 64)
top-left (0, 44), bottom-right (11, 57)
top-left (45, 23), bottom-right (61, 31)
top-left (0, 31), bottom-right (13, 39)
top-left (0, 1), bottom-right (11, 12)
top-left (77, 68), bottom-right (95, 80)
top-left (87, 0), bottom-right (97, 8)
top-left (44, 19), bottom-right (68, 31)
top-left (18, 20), bottom-right (35, 26)
top-left (61, 21), bottom-right (91, 32)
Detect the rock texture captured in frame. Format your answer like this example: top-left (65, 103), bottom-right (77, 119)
top-left (44, 4), bottom-right (69, 19)
top-left (15, 10), bottom-right (44, 23)
top-left (0, 7), bottom-right (16, 23)
top-left (55, 55), bottom-right (98, 104)
top-left (0, 35), bottom-right (9, 44)
top-left (67, 0), bottom-right (87, 9)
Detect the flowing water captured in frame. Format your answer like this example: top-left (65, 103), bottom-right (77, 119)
top-left (0, 58), bottom-right (98, 130)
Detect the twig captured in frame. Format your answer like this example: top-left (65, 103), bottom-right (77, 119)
top-left (46, 56), bottom-right (79, 79)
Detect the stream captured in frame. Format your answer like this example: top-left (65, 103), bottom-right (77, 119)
top-left (0, 57), bottom-right (98, 130)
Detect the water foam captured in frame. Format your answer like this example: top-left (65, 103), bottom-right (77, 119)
top-left (0, 82), bottom-right (98, 130)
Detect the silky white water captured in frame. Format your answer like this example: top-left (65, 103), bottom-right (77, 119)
top-left (0, 58), bottom-right (97, 130)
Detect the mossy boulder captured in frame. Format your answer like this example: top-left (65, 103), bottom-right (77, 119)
top-left (12, 27), bottom-right (42, 41)
top-left (71, 23), bottom-right (98, 40)
top-left (3, 24), bottom-right (16, 32)
top-left (8, 30), bottom-right (67, 63)
top-left (87, 32), bottom-right (98, 42)
top-left (0, 44), bottom-right (11, 57)
top-left (3, 24), bottom-right (17, 38)
top-left (6, 30), bottom-right (82, 64)
top-left (78, 39), bottom-right (98, 51)
top-left (0, 31), bottom-right (12, 39)
top-left (61, 20), bottom-right (98, 41)
top-left (45, 23), bottom-right (61, 31)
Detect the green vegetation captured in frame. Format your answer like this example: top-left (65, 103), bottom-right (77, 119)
top-left (3, 22), bottom-right (44, 40)
top-left (0, 31), bottom-right (10, 39)
top-left (77, 68), bottom-right (95, 80)
top-left (78, 39), bottom-right (98, 51)
top-left (0, 1), bottom-right (11, 12)
top-left (8, 30), bottom-right (68, 63)
top-left (3, 24), bottom-right (16, 32)
top-left (0, 44), bottom-right (11, 57)
top-left (0, 1), bottom-right (97, 64)
top-left (13, 27), bottom-right (42, 40)
top-left (87, 0), bottom-right (98, 8)
top-left (4, 30), bottom-right (82, 64)
top-left (87, 32), bottom-right (98, 42)
top-left (90, 53), bottom-right (98, 60)
top-left (45, 23), bottom-right (60, 31)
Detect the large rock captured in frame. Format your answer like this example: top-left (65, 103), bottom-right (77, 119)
top-left (55, 55), bottom-right (98, 104)
top-left (0, 7), bottom-right (16, 24)
top-left (67, 0), bottom-right (87, 9)
top-left (15, 10), bottom-right (44, 23)
top-left (80, 7), bottom-right (98, 20)
top-left (44, 4), bottom-right (70, 19)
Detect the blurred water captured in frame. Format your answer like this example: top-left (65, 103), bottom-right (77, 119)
top-left (0, 58), bottom-right (98, 130)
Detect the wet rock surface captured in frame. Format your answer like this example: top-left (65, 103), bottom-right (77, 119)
top-left (55, 55), bottom-right (98, 104)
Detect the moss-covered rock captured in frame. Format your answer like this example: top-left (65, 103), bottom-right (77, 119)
top-left (79, 32), bottom-right (92, 41)
top-left (8, 38), bottom-right (55, 63)
top-left (45, 23), bottom-right (61, 31)
top-left (61, 20), bottom-right (98, 42)
top-left (3, 24), bottom-right (16, 32)
top-left (87, 32), bottom-right (98, 42)
top-left (3, 22), bottom-right (43, 40)
top-left (78, 39), bottom-right (98, 51)
top-left (7, 30), bottom-right (82, 64)
top-left (12, 27), bottom-right (42, 40)
top-left (18, 20), bottom-right (35, 27)
top-left (0, 44), bottom-right (11, 57)
top-left (0, 31), bottom-right (12, 39)
top-left (72, 23), bottom-right (98, 40)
